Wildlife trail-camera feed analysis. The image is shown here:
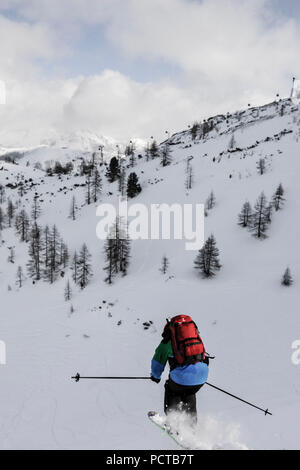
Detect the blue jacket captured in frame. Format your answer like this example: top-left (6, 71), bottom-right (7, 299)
top-left (151, 340), bottom-right (209, 386)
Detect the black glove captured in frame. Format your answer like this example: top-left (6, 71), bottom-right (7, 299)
top-left (150, 376), bottom-right (161, 384)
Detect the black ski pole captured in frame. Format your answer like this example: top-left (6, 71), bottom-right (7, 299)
top-left (206, 382), bottom-right (272, 416)
top-left (72, 373), bottom-right (151, 383)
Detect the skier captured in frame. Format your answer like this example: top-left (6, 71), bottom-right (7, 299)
top-left (150, 315), bottom-right (209, 424)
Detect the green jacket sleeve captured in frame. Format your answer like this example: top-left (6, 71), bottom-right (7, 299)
top-left (151, 340), bottom-right (173, 380)
top-left (153, 340), bottom-right (173, 365)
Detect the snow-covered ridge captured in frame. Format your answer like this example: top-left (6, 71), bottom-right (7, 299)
top-left (166, 98), bottom-right (298, 146)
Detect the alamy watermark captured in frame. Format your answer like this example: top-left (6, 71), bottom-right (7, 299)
top-left (0, 340), bottom-right (6, 365)
top-left (291, 340), bottom-right (300, 366)
top-left (0, 80), bottom-right (6, 105)
top-left (96, 198), bottom-right (204, 251)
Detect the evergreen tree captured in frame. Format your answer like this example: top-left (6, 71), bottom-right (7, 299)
top-left (104, 218), bottom-right (131, 283)
top-left (238, 201), bottom-right (252, 228)
top-left (282, 267), bottom-right (293, 287)
top-left (85, 174), bottom-right (91, 205)
top-left (59, 240), bottom-right (69, 268)
top-left (104, 237), bottom-right (116, 284)
top-left (71, 251), bottom-right (79, 284)
top-left (150, 140), bottom-right (159, 159)
top-left (92, 167), bottom-right (102, 203)
top-left (16, 266), bottom-right (25, 288)
top-left (18, 182), bottom-right (25, 198)
top-left (44, 225), bottom-right (60, 283)
top-left (127, 172), bottom-right (142, 198)
top-left (257, 158), bottom-right (266, 175)
top-left (145, 143), bottom-right (151, 162)
top-left (118, 220), bottom-right (131, 276)
top-left (91, 151), bottom-right (97, 169)
top-left (202, 119), bottom-right (214, 137)
top-left (106, 156), bottom-right (120, 183)
top-left (77, 243), bottom-right (93, 289)
top-left (125, 142), bottom-right (136, 167)
top-left (27, 223), bottom-right (43, 281)
top-left (129, 151), bottom-right (136, 168)
top-left (43, 225), bottom-right (50, 270)
top-left (64, 279), bottom-right (72, 301)
top-left (194, 234), bottom-right (221, 278)
top-left (0, 206), bottom-right (5, 233)
top-left (6, 199), bottom-right (15, 227)
top-left (118, 167), bottom-right (126, 196)
top-left (15, 209), bottom-right (30, 242)
top-left (161, 142), bottom-right (172, 167)
top-left (206, 191), bottom-right (216, 211)
top-left (160, 256), bottom-right (169, 275)
top-left (191, 122), bottom-right (200, 140)
top-left (31, 193), bottom-right (41, 221)
top-left (272, 184), bottom-right (285, 211)
top-left (0, 184), bottom-right (5, 204)
top-left (185, 158), bottom-right (193, 190)
top-left (250, 192), bottom-right (269, 239)
top-left (70, 195), bottom-right (78, 221)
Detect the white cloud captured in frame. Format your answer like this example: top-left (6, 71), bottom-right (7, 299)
top-left (0, 0), bottom-right (300, 145)
top-left (63, 70), bottom-right (200, 140)
top-left (0, 15), bottom-right (68, 80)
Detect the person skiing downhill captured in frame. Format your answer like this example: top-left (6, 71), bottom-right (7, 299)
top-left (150, 315), bottom-right (209, 424)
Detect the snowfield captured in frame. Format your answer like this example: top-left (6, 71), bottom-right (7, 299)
top-left (0, 98), bottom-right (299, 450)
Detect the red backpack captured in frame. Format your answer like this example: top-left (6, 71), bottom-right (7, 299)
top-left (168, 315), bottom-right (205, 365)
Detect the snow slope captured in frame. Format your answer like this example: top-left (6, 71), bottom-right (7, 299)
top-left (0, 98), bottom-right (299, 450)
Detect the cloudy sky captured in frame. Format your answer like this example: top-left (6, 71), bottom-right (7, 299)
top-left (0, 0), bottom-right (300, 145)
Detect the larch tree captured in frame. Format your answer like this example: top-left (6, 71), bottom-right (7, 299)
top-left (238, 201), bottom-right (252, 228)
top-left (194, 234), bottom-right (222, 278)
top-left (70, 195), bottom-right (78, 221)
top-left (31, 193), bottom-right (41, 222)
top-left (77, 243), bottom-right (93, 289)
top-left (272, 184), bottom-right (285, 211)
top-left (250, 192), bottom-right (269, 239)
top-left (15, 209), bottom-right (30, 242)
top-left (27, 223), bottom-right (43, 281)
top-left (161, 142), bottom-right (172, 167)
top-left (257, 158), bottom-right (266, 175)
top-left (64, 279), bottom-right (72, 301)
top-left (92, 167), bottom-right (102, 203)
top-left (7, 199), bottom-right (15, 227)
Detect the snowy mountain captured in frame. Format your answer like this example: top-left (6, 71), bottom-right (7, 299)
top-left (0, 97), bottom-right (299, 450)
top-left (0, 129), bottom-right (127, 164)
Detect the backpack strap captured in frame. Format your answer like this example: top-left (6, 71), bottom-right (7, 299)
top-left (169, 321), bottom-right (185, 365)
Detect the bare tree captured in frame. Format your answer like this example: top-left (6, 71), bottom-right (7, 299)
top-left (250, 192), bottom-right (269, 239)
top-left (238, 201), bottom-right (252, 228)
top-left (70, 195), bottom-right (78, 221)
top-left (257, 158), bottom-right (266, 175)
top-left (16, 266), bottom-right (25, 288)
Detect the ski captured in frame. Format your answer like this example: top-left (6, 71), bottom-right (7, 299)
top-left (147, 411), bottom-right (191, 450)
